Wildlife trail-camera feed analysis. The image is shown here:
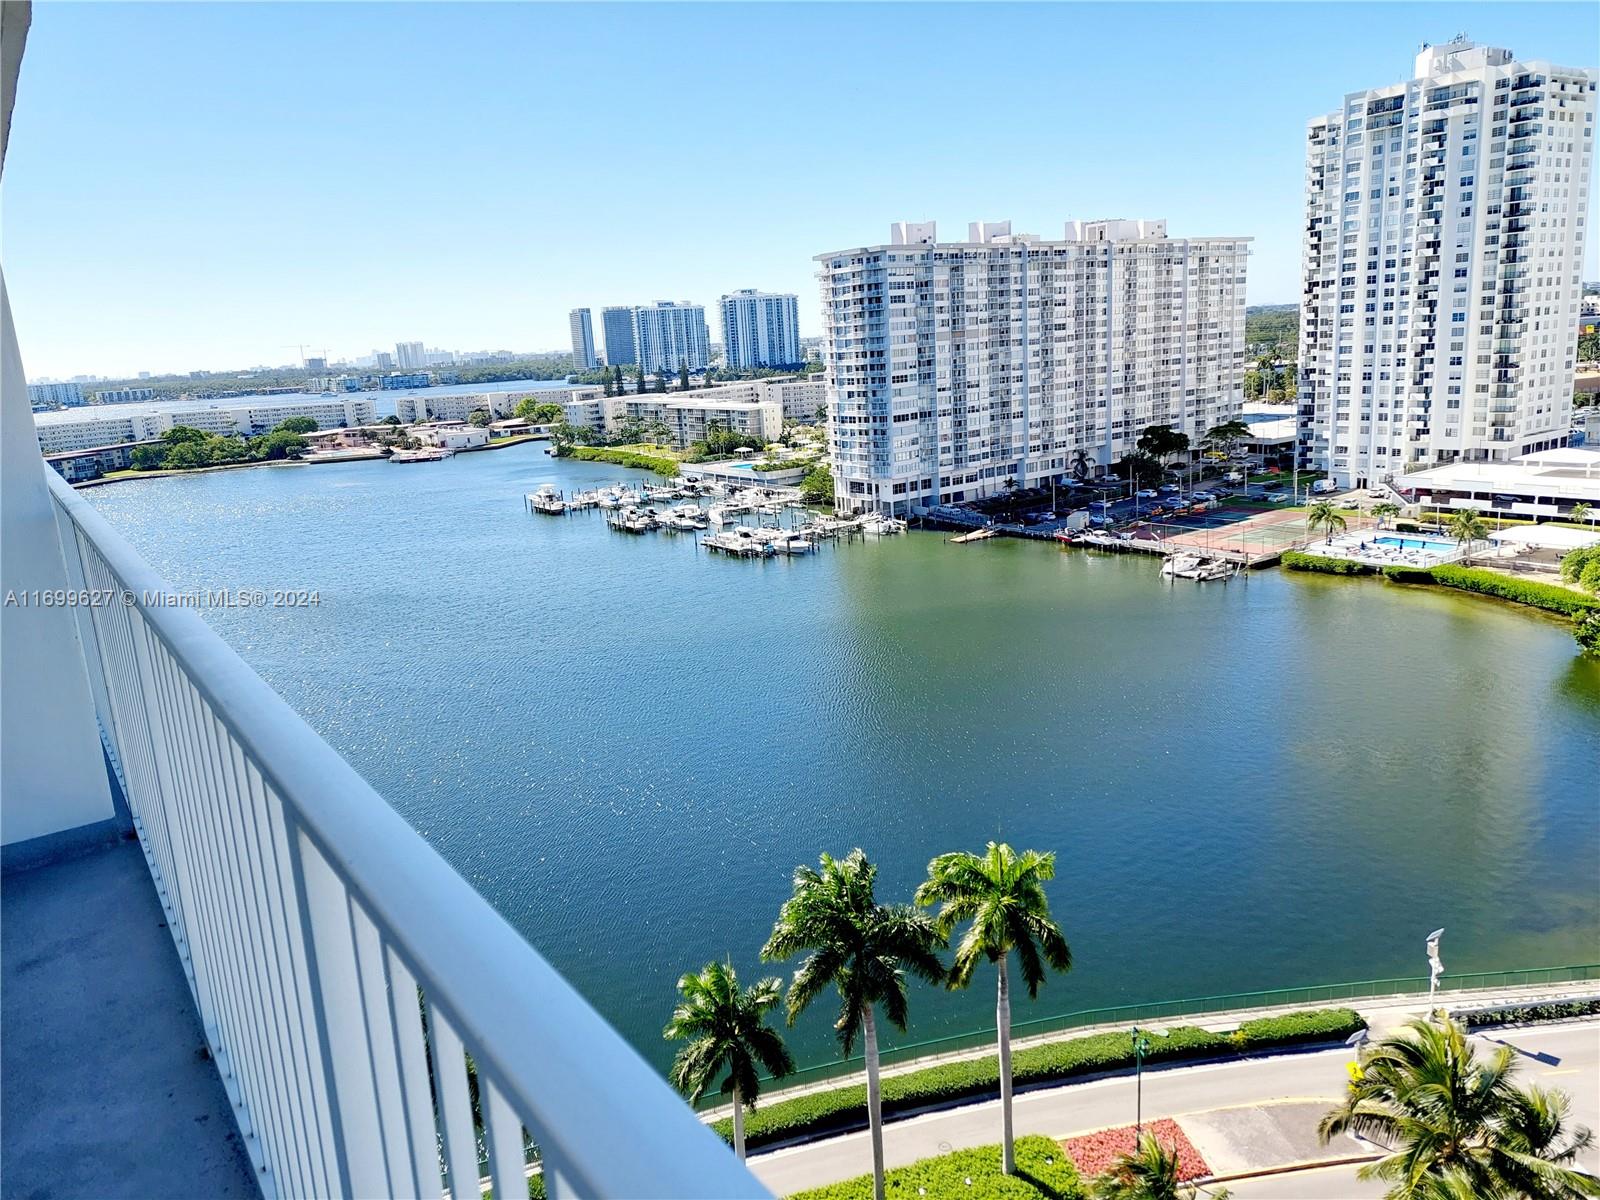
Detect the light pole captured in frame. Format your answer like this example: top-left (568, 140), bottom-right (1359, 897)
top-left (1131, 1026), bottom-right (1169, 1136)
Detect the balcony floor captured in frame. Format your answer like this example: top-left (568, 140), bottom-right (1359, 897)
top-left (2, 838), bottom-right (260, 1199)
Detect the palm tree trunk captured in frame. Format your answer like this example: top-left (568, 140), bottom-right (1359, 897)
top-left (998, 954), bottom-right (1015, 1174)
top-left (731, 1083), bottom-right (746, 1160)
top-left (863, 1007), bottom-right (886, 1200)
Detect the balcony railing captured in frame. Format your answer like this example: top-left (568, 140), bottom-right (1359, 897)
top-left (44, 469), bottom-right (764, 1200)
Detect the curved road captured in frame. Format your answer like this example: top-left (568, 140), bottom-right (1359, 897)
top-left (748, 1021), bottom-right (1600, 1197)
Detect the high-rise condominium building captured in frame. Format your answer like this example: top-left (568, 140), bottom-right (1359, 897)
top-left (720, 289), bottom-right (802, 368)
top-left (27, 382), bottom-right (86, 410)
top-left (631, 302), bottom-right (710, 374)
top-left (395, 341), bottom-right (426, 370)
top-left (569, 308), bottom-right (597, 369)
top-left (1299, 38), bottom-right (1596, 489)
top-left (817, 219), bottom-right (1249, 516)
top-left (601, 306), bottom-right (638, 366)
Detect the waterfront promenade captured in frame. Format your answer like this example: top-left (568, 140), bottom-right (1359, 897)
top-left (748, 1006), bottom-right (1600, 1196)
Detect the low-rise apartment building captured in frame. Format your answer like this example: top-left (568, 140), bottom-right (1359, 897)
top-left (33, 397), bottom-right (378, 454)
top-left (395, 385), bottom-right (602, 423)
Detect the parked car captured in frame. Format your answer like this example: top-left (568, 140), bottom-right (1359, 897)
top-left (1266, 491), bottom-right (1291, 503)
top-left (1136, 489), bottom-right (1159, 499)
top-left (1224, 470), bottom-right (1244, 483)
top-left (1192, 491), bottom-right (1217, 502)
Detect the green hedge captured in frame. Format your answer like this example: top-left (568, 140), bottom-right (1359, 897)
top-left (790, 1136), bottom-right (1082, 1200)
top-left (1281, 551), bottom-right (1373, 575)
top-left (711, 1007), bottom-right (1364, 1152)
top-left (1427, 565), bottom-right (1599, 618)
top-left (565, 446), bottom-right (679, 475)
top-left (1457, 998), bottom-right (1600, 1029)
top-left (1380, 564), bottom-right (1437, 584)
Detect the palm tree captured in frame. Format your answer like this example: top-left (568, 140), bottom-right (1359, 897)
top-left (1371, 501), bottom-right (1401, 530)
top-left (1570, 501), bottom-right (1592, 528)
top-left (663, 960), bottom-right (795, 1159)
top-left (915, 843), bottom-right (1071, 1175)
top-left (1090, 1132), bottom-right (1226, 1200)
top-left (762, 850), bottom-right (945, 1200)
top-left (1446, 509), bottom-right (1490, 563)
top-left (1306, 500), bottom-right (1347, 544)
top-left (1319, 1016), bottom-right (1598, 1200)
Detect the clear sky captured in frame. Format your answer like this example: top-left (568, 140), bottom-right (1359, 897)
top-left (5, 1), bottom-right (1597, 379)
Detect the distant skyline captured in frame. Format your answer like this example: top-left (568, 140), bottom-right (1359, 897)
top-left (4, 1), bottom-right (1596, 378)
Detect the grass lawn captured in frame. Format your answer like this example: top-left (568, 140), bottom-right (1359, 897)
top-left (788, 1137), bottom-right (1082, 1200)
top-left (611, 441), bottom-right (682, 461)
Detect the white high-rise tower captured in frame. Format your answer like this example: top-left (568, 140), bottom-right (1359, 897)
top-left (1298, 39), bottom-right (1596, 489)
top-left (569, 308), bottom-right (597, 370)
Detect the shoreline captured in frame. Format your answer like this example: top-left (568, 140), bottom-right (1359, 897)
top-left (72, 432), bottom-right (547, 488)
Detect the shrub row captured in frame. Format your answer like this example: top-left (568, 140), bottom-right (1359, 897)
top-left (1427, 565), bottom-right (1600, 618)
top-left (564, 446), bottom-right (679, 475)
top-left (711, 1007), bottom-right (1364, 1152)
top-left (1379, 564), bottom-right (1437, 584)
top-left (1281, 551), bottom-right (1373, 575)
top-left (790, 1136), bottom-right (1082, 1200)
top-left (1456, 998), bottom-right (1600, 1029)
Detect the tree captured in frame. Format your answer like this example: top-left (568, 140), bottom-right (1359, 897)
top-left (612, 365), bottom-right (624, 396)
top-left (602, 372), bottom-right (614, 396)
top-left (1114, 453), bottom-right (1163, 489)
top-left (274, 416), bottom-right (319, 434)
top-left (1319, 1016), bottom-right (1598, 1200)
top-left (915, 843), bottom-right (1071, 1175)
top-left (679, 363), bottom-right (691, 391)
top-left (162, 425), bottom-right (208, 445)
top-left (799, 463), bottom-right (834, 506)
top-left (130, 445), bottom-right (167, 471)
top-left (1306, 500), bottom-right (1347, 544)
top-left (762, 850), bottom-right (945, 1200)
top-left (1570, 502), bottom-right (1592, 528)
top-left (251, 429), bottom-right (307, 461)
top-left (1090, 1132), bottom-right (1225, 1200)
top-left (1136, 425), bottom-right (1189, 466)
top-left (380, 415), bottom-right (403, 426)
top-left (1446, 509), bottom-right (1490, 562)
top-left (1202, 420), bottom-right (1252, 460)
top-left (1370, 501), bottom-right (1401, 529)
top-left (662, 960), bottom-right (794, 1160)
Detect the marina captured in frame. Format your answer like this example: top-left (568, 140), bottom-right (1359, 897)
top-left (77, 443), bottom-right (1600, 1074)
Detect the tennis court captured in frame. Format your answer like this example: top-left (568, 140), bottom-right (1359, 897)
top-left (1141, 505), bottom-right (1369, 564)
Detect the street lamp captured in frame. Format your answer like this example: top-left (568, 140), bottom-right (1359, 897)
top-left (1131, 1025), bottom-right (1169, 1136)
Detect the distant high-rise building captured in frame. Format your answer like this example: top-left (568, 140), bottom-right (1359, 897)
top-left (631, 302), bottom-right (710, 374)
top-left (1299, 39), bottom-right (1596, 488)
top-left (27, 382), bottom-right (86, 410)
top-left (375, 351), bottom-right (395, 371)
top-left (395, 341), bottom-right (426, 370)
top-left (569, 308), bottom-right (597, 369)
top-left (304, 356), bottom-right (328, 373)
top-left (818, 219), bottom-right (1249, 516)
top-left (601, 306), bottom-right (638, 366)
top-left (719, 290), bottom-right (802, 369)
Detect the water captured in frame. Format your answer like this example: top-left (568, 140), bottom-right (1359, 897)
top-left (84, 443), bottom-right (1600, 1072)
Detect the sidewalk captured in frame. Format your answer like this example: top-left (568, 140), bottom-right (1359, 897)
top-left (705, 978), bottom-right (1597, 1123)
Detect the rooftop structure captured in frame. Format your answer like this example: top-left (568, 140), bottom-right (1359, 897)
top-left (1394, 446), bottom-right (1600, 518)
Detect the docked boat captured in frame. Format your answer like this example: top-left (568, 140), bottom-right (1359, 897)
top-left (861, 515), bottom-right (907, 535)
top-left (390, 448), bottom-right (451, 464)
top-left (665, 504), bottom-right (708, 531)
top-left (527, 485), bottom-right (567, 514)
top-left (770, 533), bottom-right (816, 555)
top-left (1161, 552), bottom-right (1204, 579)
top-left (605, 505), bottom-right (656, 533)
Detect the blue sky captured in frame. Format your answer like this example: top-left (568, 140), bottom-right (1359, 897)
top-left (5, 2), bottom-right (1596, 378)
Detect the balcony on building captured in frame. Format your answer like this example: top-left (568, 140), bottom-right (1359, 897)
top-left (0, 8), bottom-right (765, 1197)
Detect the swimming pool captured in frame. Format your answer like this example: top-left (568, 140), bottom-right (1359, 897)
top-left (1373, 535), bottom-right (1459, 553)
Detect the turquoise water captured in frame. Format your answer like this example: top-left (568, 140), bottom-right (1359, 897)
top-left (1374, 535), bottom-right (1459, 552)
top-left (85, 442), bottom-right (1600, 1072)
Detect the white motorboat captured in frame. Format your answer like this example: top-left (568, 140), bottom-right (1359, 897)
top-left (528, 484), bottom-right (566, 514)
top-left (1161, 552), bottom-right (1203, 578)
top-left (770, 534), bottom-right (816, 555)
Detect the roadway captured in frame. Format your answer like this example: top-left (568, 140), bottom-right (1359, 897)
top-left (747, 1020), bottom-right (1600, 1198)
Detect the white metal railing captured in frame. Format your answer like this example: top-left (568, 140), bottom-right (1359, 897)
top-left (45, 469), bottom-right (766, 1200)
